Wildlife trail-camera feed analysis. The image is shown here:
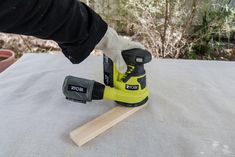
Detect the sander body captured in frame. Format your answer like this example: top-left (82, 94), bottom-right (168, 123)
top-left (63, 48), bottom-right (152, 107)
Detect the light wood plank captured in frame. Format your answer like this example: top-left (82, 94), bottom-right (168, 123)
top-left (70, 104), bottom-right (147, 146)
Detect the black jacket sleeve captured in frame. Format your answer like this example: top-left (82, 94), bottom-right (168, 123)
top-left (0, 0), bottom-right (108, 64)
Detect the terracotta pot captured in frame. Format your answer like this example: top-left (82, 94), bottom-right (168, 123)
top-left (0, 49), bottom-right (16, 73)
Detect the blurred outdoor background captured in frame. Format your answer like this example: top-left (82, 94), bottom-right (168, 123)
top-left (0, 0), bottom-right (235, 60)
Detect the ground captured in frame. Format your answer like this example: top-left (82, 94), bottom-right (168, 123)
top-left (0, 33), bottom-right (61, 58)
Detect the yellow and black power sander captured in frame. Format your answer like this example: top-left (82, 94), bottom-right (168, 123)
top-left (62, 48), bottom-right (152, 107)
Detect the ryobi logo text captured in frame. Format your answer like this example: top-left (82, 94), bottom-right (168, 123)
top-left (68, 85), bottom-right (87, 93)
top-left (125, 84), bottom-right (139, 90)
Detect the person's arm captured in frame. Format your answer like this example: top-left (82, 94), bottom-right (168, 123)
top-left (0, 0), bottom-right (107, 64)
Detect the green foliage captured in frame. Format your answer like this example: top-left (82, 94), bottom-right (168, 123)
top-left (88, 0), bottom-right (235, 60)
top-left (191, 0), bottom-right (235, 58)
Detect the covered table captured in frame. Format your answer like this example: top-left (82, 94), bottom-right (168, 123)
top-left (0, 53), bottom-right (235, 157)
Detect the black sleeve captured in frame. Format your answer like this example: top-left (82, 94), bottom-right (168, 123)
top-left (0, 0), bottom-right (108, 64)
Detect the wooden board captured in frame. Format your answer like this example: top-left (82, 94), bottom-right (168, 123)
top-left (70, 104), bottom-right (147, 147)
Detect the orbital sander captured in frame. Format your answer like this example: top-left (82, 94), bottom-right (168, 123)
top-left (62, 48), bottom-right (152, 107)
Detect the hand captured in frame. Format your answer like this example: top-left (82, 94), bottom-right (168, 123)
top-left (95, 27), bottom-right (145, 73)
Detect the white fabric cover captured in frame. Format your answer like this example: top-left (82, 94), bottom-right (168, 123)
top-left (0, 53), bottom-right (235, 157)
